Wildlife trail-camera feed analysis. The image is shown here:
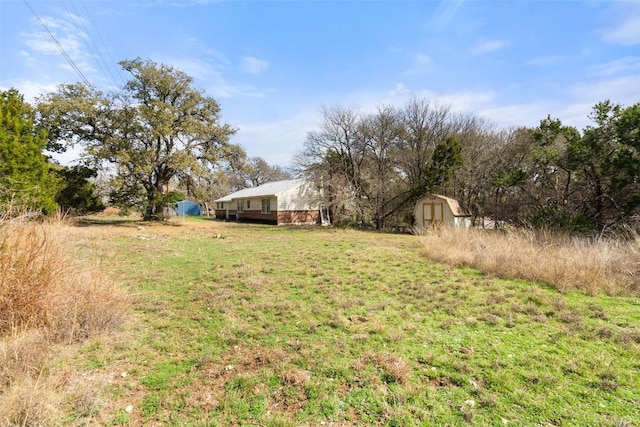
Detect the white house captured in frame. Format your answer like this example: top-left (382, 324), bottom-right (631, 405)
top-left (413, 194), bottom-right (471, 230)
top-left (214, 179), bottom-right (328, 225)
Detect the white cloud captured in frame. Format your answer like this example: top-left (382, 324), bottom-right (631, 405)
top-left (471, 39), bottom-right (507, 55)
top-left (241, 56), bottom-right (269, 75)
top-left (48, 146), bottom-right (85, 166)
top-left (602, 4), bottom-right (640, 46)
top-left (476, 75), bottom-right (640, 133)
top-left (157, 55), bottom-right (273, 99)
top-left (230, 75), bottom-right (637, 168)
top-left (388, 82), bottom-right (410, 98)
top-left (591, 56), bottom-right (640, 77)
top-left (233, 109), bottom-right (319, 166)
top-left (570, 75), bottom-right (640, 106)
top-left (404, 53), bottom-right (433, 75)
top-left (434, 90), bottom-right (495, 113)
top-left (337, 84), bottom-right (495, 119)
top-left (21, 13), bottom-right (95, 76)
top-left (166, 56), bottom-right (223, 81)
top-left (479, 101), bottom-right (552, 129)
top-left (414, 53), bottom-right (432, 65)
top-left (0, 79), bottom-right (59, 103)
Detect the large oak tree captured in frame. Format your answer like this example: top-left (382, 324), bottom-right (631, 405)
top-left (37, 58), bottom-right (242, 220)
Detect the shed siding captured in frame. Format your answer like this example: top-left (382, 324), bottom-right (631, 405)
top-left (177, 200), bottom-right (201, 216)
top-left (414, 195), bottom-right (471, 229)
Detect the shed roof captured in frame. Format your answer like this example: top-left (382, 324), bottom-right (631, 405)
top-left (214, 179), bottom-right (306, 202)
top-left (429, 194), bottom-right (471, 217)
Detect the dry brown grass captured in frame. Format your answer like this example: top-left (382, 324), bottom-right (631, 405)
top-left (419, 227), bottom-right (640, 296)
top-left (0, 214), bottom-right (129, 425)
top-left (0, 330), bottom-right (50, 387)
top-left (0, 377), bottom-right (64, 426)
top-left (0, 215), bottom-right (128, 339)
top-left (359, 352), bottom-right (411, 385)
top-left (0, 216), bottom-right (68, 334)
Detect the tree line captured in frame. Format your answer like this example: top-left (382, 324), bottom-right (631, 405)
top-left (295, 99), bottom-right (640, 232)
top-left (2, 57), bottom-right (639, 232)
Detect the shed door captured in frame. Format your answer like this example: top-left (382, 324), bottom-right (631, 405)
top-left (422, 202), bottom-right (444, 227)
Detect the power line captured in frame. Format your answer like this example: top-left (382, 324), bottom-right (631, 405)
top-left (22, 0), bottom-right (92, 87)
top-left (61, 0), bottom-right (116, 87)
top-left (77, 0), bottom-right (127, 87)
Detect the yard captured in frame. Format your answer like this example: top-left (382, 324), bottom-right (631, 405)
top-left (3, 216), bottom-right (639, 426)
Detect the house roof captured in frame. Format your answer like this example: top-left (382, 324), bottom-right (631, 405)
top-left (214, 179), bottom-right (306, 203)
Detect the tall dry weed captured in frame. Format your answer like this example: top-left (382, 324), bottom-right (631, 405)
top-left (0, 376), bottom-right (64, 426)
top-left (0, 215), bottom-right (128, 339)
top-left (0, 214), bottom-right (128, 425)
top-left (0, 216), bottom-right (68, 333)
top-left (0, 330), bottom-right (50, 387)
top-left (419, 227), bottom-right (640, 296)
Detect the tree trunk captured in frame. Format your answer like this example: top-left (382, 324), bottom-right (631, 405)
top-left (143, 187), bottom-right (164, 221)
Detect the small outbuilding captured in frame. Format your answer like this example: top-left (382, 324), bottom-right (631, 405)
top-left (414, 194), bottom-right (471, 230)
top-left (176, 200), bottom-right (201, 216)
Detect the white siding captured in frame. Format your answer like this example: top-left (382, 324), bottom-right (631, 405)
top-left (262, 197), bottom-right (276, 213)
top-left (277, 181), bottom-right (319, 210)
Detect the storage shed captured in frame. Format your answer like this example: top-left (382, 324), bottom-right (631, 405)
top-left (176, 200), bottom-right (201, 216)
top-left (414, 194), bottom-right (471, 229)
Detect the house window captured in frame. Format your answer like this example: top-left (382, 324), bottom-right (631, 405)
top-left (217, 202), bottom-right (224, 209)
top-left (237, 201), bottom-right (244, 213)
top-left (261, 199), bottom-right (271, 214)
top-left (247, 200), bottom-right (251, 209)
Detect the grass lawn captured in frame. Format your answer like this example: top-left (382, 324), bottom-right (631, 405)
top-left (66, 217), bottom-right (639, 426)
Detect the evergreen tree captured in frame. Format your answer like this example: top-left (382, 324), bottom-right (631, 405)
top-left (54, 165), bottom-right (104, 214)
top-left (0, 89), bottom-right (58, 214)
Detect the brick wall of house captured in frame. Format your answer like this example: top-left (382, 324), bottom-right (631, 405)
top-left (277, 210), bottom-right (321, 225)
top-left (216, 209), bottom-right (320, 225)
top-left (239, 210), bottom-right (278, 224)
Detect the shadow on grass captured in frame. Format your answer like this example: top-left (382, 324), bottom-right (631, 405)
top-left (70, 216), bottom-right (180, 228)
top-left (69, 215), bottom-right (415, 238)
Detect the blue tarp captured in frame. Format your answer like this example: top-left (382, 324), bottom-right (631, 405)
top-left (176, 200), bottom-right (201, 216)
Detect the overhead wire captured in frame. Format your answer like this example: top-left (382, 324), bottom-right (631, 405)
top-left (22, 0), bottom-right (92, 87)
top-left (60, 0), bottom-right (115, 88)
top-left (77, 0), bottom-right (127, 87)
top-left (23, 0), bottom-right (127, 89)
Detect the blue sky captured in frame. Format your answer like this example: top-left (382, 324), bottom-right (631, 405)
top-left (2, 0), bottom-right (640, 167)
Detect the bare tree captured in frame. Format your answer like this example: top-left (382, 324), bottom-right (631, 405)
top-left (296, 99), bottom-right (483, 229)
top-left (295, 106), bottom-right (369, 225)
top-left (236, 157), bottom-right (292, 187)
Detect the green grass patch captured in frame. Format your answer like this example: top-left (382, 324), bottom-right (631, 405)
top-left (70, 217), bottom-right (640, 426)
